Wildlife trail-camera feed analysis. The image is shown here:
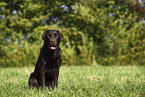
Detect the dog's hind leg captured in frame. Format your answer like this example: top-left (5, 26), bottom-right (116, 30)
top-left (28, 73), bottom-right (39, 89)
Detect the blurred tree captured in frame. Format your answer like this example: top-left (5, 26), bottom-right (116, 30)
top-left (0, 0), bottom-right (79, 40)
top-left (0, 0), bottom-right (79, 66)
top-left (0, 0), bottom-right (144, 67)
top-left (60, 0), bottom-right (145, 65)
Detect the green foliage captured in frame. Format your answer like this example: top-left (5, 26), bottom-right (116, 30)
top-left (62, 0), bottom-right (145, 66)
top-left (0, 32), bottom-right (40, 67)
top-left (76, 33), bottom-right (96, 65)
top-left (0, 0), bottom-right (145, 67)
top-left (0, 66), bottom-right (145, 96)
top-left (98, 1), bottom-right (145, 66)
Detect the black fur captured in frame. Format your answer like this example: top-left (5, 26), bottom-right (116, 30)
top-left (28, 30), bottom-right (63, 89)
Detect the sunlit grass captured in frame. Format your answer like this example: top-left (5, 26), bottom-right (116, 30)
top-left (0, 66), bottom-right (144, 97)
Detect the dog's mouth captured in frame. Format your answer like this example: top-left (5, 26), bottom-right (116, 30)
top-left (51, 47), bottom-right (57, 50)
top-left (50, 44), bottom-right (57, 50)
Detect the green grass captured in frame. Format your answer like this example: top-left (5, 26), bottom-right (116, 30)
top-left (0, 66), bottom-right (145, 97)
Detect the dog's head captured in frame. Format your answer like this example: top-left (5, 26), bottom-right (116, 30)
top-left (42, 30), bottom-right (63, 50)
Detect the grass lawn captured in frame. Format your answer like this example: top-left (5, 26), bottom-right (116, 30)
top-left (0, 66), bottom-right (144, 97)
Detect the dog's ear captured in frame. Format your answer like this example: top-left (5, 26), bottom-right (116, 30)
top-left (57, 30), bottom-right (63, 41)
top-left (42, 30), bottom-right (49, 40)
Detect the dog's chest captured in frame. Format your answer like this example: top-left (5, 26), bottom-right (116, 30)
top-left (43, 58), bottom-right (59, 71)
top-left (41, 49), bottom-right (61, 72)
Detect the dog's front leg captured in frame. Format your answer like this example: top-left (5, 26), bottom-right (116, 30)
top-left (40, 71), bottom-right (45, 89)
top-left (53, 69), bottom-right (59, 88)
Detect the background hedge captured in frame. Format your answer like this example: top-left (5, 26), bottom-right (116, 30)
top-left (0, 0), bottom-right (145, 67)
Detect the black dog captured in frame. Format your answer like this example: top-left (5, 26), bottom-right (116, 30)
top-left (28, 30), bottom-right (63, 89)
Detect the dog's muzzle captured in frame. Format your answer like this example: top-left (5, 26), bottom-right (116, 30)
top-left (50, 41), bottom-right (57, 50)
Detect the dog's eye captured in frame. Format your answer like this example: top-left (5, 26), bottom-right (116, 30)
top-left (47, 34), bottom-right (50, 38)
top-left (54, 34), bottom-right (58, 38)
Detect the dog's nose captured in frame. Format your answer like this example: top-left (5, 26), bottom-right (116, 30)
top-left (51, 38), bottom-right (56, 44)
top-left (51, 39), bottom-right (55, 42)
top-left (51, 40), bottom-right (54, 42)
